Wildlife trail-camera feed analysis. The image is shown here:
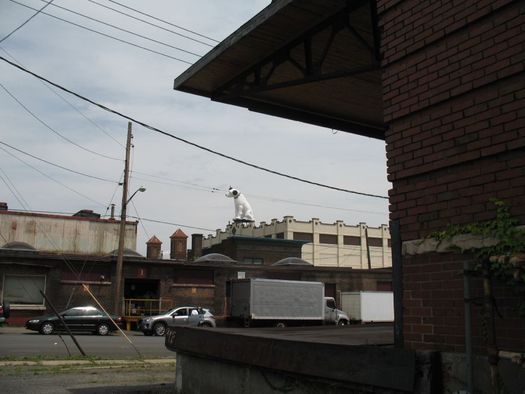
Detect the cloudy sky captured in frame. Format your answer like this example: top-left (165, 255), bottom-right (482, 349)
top-left (0, 0), bottom-right (390, 255)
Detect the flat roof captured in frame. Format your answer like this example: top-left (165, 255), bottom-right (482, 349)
top-left (174, 0), bottom-right (385, 139)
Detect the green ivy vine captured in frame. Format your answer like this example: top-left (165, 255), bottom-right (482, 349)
top-left (430, 198), bottom-right (525, 315)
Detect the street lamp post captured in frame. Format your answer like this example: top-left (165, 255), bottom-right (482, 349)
top-left (113, 122), bottom-right (145, 316)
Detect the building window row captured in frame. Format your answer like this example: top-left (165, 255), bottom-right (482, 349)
top-left (292, 232), bottom-right (386, 247)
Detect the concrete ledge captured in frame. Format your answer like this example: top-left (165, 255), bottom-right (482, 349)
top-left (403, 226), bottom-right (525, 256)
top-left (168, 326), bottom-right (415, 392)
top-left (403, 234), bottom-right (498, 256)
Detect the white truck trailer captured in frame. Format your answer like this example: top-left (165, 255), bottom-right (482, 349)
top-left (340, 291), bottom-right (394, 323)
top-left (230, 278), bottom-right (349, 327)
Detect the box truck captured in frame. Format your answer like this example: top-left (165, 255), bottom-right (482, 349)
top-left (230, 278), bottom-right (349, 327)
top-left (340, 291), bottom-right (394, 323)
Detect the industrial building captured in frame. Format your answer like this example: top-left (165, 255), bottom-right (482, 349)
top-left (203, 216), bottom-right (391, 268)
top-left (0, 202), bottom-right (391, 327)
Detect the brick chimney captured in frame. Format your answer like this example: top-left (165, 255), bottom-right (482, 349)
top-left (146, 235), bottom-right (162, 259)
top-left (191, 234), bottom-right (203, 261)
top-left (170, 229), bottom-right (188, 260)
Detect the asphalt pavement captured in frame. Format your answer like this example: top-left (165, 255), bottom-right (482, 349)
top-left (0, 325), bottom-right (174, 359)
top-left (0, 325), bottom-right (177, 393)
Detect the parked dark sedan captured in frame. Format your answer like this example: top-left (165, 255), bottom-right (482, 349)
top-left (25, 306), bottom-right (122, 335)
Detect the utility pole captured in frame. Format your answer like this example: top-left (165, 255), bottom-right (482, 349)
top-left (114, 122), bottom-right (132, 316)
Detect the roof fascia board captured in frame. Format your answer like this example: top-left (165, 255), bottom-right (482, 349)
top-left (221, 96), bottom-right (385, 139)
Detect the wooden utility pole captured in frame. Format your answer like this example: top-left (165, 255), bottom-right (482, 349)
top-left (114, 122), bottom-right (132, 316)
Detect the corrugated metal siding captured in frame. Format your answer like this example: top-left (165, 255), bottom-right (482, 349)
top-left (249, 279), bottom-right (324, 320)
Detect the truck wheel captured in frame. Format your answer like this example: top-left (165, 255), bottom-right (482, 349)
top-left (243, 318), bottom-right (251, 328)
top-left (275, 322), bottom-right (286, 328)
top-left (153, 322), bottom-right (166, 336)
top-left (338, 320), bottom-right (349, 326)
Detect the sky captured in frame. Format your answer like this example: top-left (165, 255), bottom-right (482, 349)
top-left (0, 0), bottom-right (390, 255)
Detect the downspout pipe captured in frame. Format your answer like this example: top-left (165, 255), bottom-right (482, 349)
top-left (390, 219), bottom-right (404, 348)
top-left (463, 261), bottom-right (474, 393)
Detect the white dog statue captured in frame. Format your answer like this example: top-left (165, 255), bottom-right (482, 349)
top-left (226, 187), bottom-right (255, 222)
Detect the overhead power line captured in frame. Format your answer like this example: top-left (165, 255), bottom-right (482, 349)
top-left (0, 145), bottom-right (106, 207)
top-left (0, 56), bottom-right (389, 200)
top-left (106, 0), bottom-right (220, 43)
top-left (0, 0), bottom-right (54, 43)
top-left (1, 47), bottom-right (125, 148)
top-left (7, 0), bottom-right (193, 64)
top-left (0, 82), bottom-right (122, 161)
top-left (0, 141), bottom-right (118, 183)
top-left (127, 215), bottom-right (216, 232)
top-left (87, 0), bottom-right (215, 48)
top-left (0, 167), bottom-right (30, 208)
top-left (37, 0), bottom-right (204, 57)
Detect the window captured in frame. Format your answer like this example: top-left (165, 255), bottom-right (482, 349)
top-left (319, 234), bottom-right (337, 244)
top-left (368, 238), bottom-right (383, 247)
top-left (174, 308), bottom-right (188, 317)
top-left (3, 275), bottom-right (45, 306)
top-left (63, 308), bottom-right (84, 317)
top-left (275, 233), bottom-right (284, 239)
top-left (293, 232), bottom-right (313, 242)
top-left (343, 236), bottom-right (361, 246)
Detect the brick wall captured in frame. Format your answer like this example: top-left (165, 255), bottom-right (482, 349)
top-left (404, 252), bottom-right (525, 352)
top-left (379, 0), bottom-right (525, 240)
top-left (378, 0), bottom-right (525, 352)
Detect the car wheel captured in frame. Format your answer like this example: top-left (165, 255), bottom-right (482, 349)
top-left (275, 322), bottom-right (286, 328)
top-left (338, 319), bottom-right (348, 326)
top-left (97, 323), bottom-right (110, 336)
top-left (200, 322), bottom-right (213, 328)
top-left (40, 322), bottom-right (54, 335)
top-left (153, 322), bottom-right (166, 336)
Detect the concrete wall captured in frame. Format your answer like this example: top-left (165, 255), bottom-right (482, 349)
top-left (0, 211), bottom-right (137, 255)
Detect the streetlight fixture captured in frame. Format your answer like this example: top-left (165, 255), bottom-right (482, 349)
top-left (127, 186), bottom-right (146, 204)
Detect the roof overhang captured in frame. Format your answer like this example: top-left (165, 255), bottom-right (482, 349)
top-left (174, 0), bottom-right (385, 140)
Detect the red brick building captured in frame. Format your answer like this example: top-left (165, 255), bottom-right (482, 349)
top-left (379, 0), bottom-right (524, 353)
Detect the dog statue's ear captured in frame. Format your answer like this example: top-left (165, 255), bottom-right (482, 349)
top-left (229, 186), bottom-right (232, 190)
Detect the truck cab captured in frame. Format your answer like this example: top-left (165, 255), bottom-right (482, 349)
top-left (324, 297), bottom-right (349, 325)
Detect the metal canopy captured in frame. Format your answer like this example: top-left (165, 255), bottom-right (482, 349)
top-left (173, 0), bottom-right (385, 139)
